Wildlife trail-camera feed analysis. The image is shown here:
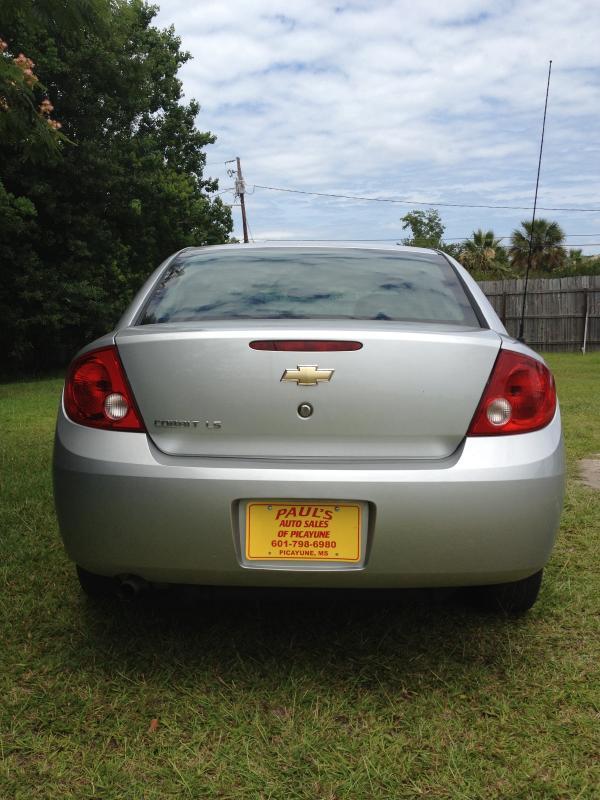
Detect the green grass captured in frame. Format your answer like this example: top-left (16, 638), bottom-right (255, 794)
top-left (1, 356), bottom-right (599, 799)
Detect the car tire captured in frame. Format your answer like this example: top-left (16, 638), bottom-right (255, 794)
top-left (468, 569), bottom-right (543, 614)
top-left (76, 565), bottom-right (117, 598)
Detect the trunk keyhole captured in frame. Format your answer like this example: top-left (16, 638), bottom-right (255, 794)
top-left (298, 403), bottom-right (313, 419)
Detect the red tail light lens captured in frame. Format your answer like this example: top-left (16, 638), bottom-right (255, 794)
top-left (64, 346), bottom-right (145, 431)
top-left (250, 340), bottom-right (363, 351)
top-left (468, 349), bottom-right (556, 436)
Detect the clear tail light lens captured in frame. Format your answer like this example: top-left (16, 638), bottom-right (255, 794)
top-left (64, 346), bottom-right (145, 431)
top-left (468, 349), bottom-right (557, 436)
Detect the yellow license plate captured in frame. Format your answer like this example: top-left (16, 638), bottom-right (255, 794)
top-left (245, 502), bottom-right (361, 562)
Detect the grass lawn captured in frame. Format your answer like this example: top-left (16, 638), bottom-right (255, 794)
top-left (0, 354), bottom-right (598, 799)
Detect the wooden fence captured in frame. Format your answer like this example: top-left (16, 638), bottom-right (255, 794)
top-left (477, 275), bottom-right (600, 352)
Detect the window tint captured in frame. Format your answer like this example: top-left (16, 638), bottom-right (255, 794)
top-left (139, 249), bottom-right (481, 326)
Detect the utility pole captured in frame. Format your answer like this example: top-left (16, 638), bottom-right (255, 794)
top-left (236, 156), bottom-right (249, 243)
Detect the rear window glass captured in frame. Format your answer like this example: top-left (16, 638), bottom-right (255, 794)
top-left (139, 248), bottom-right (481, 326)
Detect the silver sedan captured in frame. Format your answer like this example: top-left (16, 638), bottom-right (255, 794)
top-left (53, 244), bottom-right (564, 613)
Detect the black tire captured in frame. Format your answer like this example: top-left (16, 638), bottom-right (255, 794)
top-left (76, 565), bottom-right (117, 598)
top-left (468, 569), bottom-right (543, 614)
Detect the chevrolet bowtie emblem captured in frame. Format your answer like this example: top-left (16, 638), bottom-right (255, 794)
top-left (280, 365), bottom-right (334, 386)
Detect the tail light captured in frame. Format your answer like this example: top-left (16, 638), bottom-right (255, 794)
top-left (64, 346), bottom-right (145, 431)
top-left (468, 349), bottom-right (556, 436)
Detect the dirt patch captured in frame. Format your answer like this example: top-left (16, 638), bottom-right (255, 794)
top-left (578, 456), bottom-right (600, 489)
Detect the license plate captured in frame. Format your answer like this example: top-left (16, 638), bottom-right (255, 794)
top-left (245, 502), bottom-right (361, 562)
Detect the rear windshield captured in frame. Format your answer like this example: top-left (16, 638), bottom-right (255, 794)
top-left (139, 248), bottom-right (481, 326)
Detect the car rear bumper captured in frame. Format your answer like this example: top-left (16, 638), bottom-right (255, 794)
top-left (53, 405), bottom-right (565, 588)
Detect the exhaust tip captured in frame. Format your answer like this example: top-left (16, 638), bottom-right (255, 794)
top-left (117, 574), bottom-right (148, 600)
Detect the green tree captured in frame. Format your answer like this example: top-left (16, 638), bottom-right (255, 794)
top-left (401, 208), bottom-right (445, 249)
top-left (0, 41), bottom-right (63, 160)
top-left (460, 229), bottom-right (510, 274)
top-left (0, 1), bottom-right (107, 160)
top-left (567, 248), bottom-right (583, 264)
top-left (399, 207), bottom-right (463, 257)
top-left (0, 0), bottom-right (232, 371)
top-left (509, 218), bottom-right (565, 273)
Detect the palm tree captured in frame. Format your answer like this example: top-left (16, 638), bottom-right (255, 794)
top-left (460, 229), bottom-right (508, 273)
top-left (509, 219), bottom-right (565, 273)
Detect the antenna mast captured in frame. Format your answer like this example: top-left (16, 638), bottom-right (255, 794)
top-left (518, 60), bottom-right (553, 342)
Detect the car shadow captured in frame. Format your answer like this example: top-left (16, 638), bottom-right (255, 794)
top-left (76, 585), bottom-right (532, 690)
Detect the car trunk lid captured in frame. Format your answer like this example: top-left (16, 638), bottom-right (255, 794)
top-left (116, 323), bottom-right (501, 460)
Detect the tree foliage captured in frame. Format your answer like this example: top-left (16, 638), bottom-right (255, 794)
top-left (509, 218), bottom-right (565, 273)
top-left (0, 43), bottom-right (64, 161)
top-left (460, 229), bottom-right (510, 274)
top-left (0, 0), bottom-right (232, 371)
top-left (0, 1), bottom-right (110, 161)
top-left (400, 208), bottom-right (463, 258)
top-left (401, 209), bottom-right (445, 249)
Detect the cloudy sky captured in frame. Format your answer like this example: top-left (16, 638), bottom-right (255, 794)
top-left (155, 0), bottom-right (600, 251)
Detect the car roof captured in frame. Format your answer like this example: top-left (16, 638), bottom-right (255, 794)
top-left (180, 242), bottom-right (442, 258)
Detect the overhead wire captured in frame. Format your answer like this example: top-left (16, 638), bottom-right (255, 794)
top-left (204, 159), bottom-right (235, 167)
top-left (445, 233), bottom-right (600, 241)
top-left (209, 166), bottom-right (600, 248)
top-left (231, 234), bottom-right (600, 240)
top-left (252, 184), bottom-right (600, 214)
top-left (248, 237), bottom-right (600, 248)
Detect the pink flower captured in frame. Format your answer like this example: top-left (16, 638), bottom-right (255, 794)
top-left (15, 53), bottom-right (34, 68)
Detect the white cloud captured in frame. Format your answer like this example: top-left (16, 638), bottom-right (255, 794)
top-left (156, 0), bottom-right (600, 247)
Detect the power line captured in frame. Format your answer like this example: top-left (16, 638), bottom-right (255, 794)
top-left (445, 233), bottom-right (600, 240)
top-left (202, 225), bottom-right (600, 239)
top-left (253, 183), bottom-right (600, 213)
top-left (249, 238), bottom-right (600, 248)
top-left (271, 234), bottom-right (600, 240)
top-left (204, 159), bottom-right (235, 167)
top-left (489, 243), bottom-right (600, 248)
